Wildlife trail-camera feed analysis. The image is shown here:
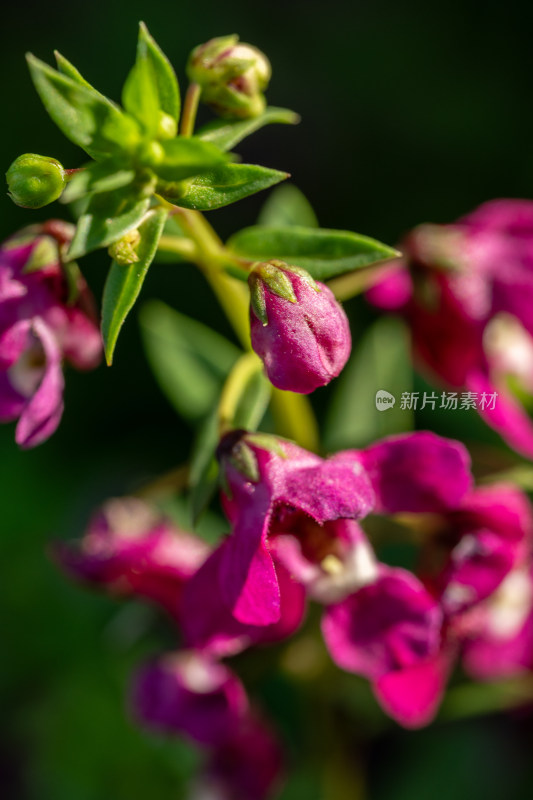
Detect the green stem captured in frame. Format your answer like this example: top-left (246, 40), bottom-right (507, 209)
top-left (271, 387), bottom-right (320, 452)
top-left (218, 352), bottom-right (263, 431)
top-left (180, 82), bottom-right (201, 137)
top-left (327, 258), bottom-right (402, 302)
top-left (157, 235), bottom-right (199, 261)
top-left (155, 203), bottom-right (320, 448)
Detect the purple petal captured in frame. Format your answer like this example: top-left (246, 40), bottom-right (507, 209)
top-left (131, 651), bottom-right (248, 746)
top-left (354, 431), bottom-right (472, 513)
top-left (373, 649), bottom-right (454, 728)
top-left (15, 318), bottom-right (64, 448)
top-left (466, 369), bottom-right (533, 459)
top-left (322, 567), bottom-right (442, 680)
top-left (366, 261), bottom-right (413, 310)
top-left (219, 536), bottom-right (281, 626)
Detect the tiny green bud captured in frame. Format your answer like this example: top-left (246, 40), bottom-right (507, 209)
top-left (156, 111), bottom-right (178, 140)
top-left (6, 154), bottom-right (66, 209)
top-left (155, 177), bottom-right (193, 203)
top-left (136, 140), bottom-right (165, 169)
top-left (108, 229), bottom-right (142, 266)
top-left (187, 35), bottom-right (271, 119)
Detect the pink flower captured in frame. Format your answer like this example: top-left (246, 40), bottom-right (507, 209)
top-left (321, 567), bottom-right (442, 680)
top-left (0, 221), bottom-right (102, 447)
top-left (131, 651), bottom-right (248, 746)
top-left (55, 498), bottom-right (210, 620)
top-left (248, 261), bottom-right (351, 393)
top-left (132, 652), bottom-right (284, 800)
top-left (367, 200), bottom-right (533, 458)
top-left (216, 431), bottom-right (375, 626)
top-left (57, 496), bottom-right (306, 659)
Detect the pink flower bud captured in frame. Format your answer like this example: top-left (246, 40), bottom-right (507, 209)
top-left (248, 261), bottom-right (351, 393)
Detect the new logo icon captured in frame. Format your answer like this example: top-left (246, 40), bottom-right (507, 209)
top-left (375, 389), bottom-right (396, 411)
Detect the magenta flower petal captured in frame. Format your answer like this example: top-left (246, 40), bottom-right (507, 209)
top-left (15, 318), bottom-right (64, 448)
top-left (206, 714), bottom-right (284, 800)
top-left (249, 264), bottom-right (351, 393)
top-left (131, 651), bottom-right (248, 746)
top-left (182, 542), bottom-right (306, 656)
top-left (466, 369), bottom-right (533, 459)
top-left (439, 484), bottom-right (532, 614)
top-left (219, 536), bottom-right (281, 626)
top-left (322, 568), bottom-right (442, 680)
top-left (354, 431), bottom-right (472, 513)
top-left (373, 649), bottom-right (454, 728)
top-left (56, 498), bottom-right (209, 621)
top-left (0, 372), bottom-right (26, 421)
top-left (366, 261), bottom-right (413, 310)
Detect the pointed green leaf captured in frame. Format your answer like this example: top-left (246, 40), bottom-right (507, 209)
top-left (138, 22), bottom-right (180, 122)
top-left (122, 57), bottom-right (160, 135)
top-left (27, 54), bottom-right (140, 159)
top-left (154, 138), bottom-right (228, 182)
top-left (139, 301), bottom-right (241, 421)
top-left (227, 225), bottom-right (400, 281)
top-left (61, 161), bottom-right (136, 204)
top-left (324, 316), bottom-right (413, 451)
top-left (197, 106), bottom-right (299, 152)
top-left (258, 184), bottom-right (318, 228)
top-left (173, 164), bottom-right (289, 211)
top-left (67, 189), bottom-right (151, 260)
top-left (54, 51), bottom-right (103, 95)
top-left (101, 207), bottom-right (167, 365)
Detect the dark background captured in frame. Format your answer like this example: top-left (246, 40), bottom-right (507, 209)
top-left (2, 1), bottom-right (533, 798)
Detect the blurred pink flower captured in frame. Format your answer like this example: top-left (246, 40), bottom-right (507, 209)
top-left (367, 199), bottom-right (533, 458)
top-left (0, 221), bottom-right (101, 447)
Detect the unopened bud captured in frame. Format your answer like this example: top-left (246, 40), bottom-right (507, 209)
top-left (187, 35), bottom-right (271, 119)
top-left (6, 153), bottom-right (66, 209)
top-left (108, 229), bottom-right (142, 265)
top-left (248, 260), bottom-right (351, 393)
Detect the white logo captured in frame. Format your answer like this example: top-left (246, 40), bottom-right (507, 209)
top-left (375, 390), bottom-right (396, 411)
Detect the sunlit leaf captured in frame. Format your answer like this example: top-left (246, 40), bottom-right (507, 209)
top-left (197, 106), bottom-right (299, 151)
top-left (101, 207), bottom-right (167, 365)
top-left (228, 224), bottom-right (399, 281)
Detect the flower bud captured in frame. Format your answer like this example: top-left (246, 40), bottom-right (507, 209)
top-left (187, 35), bottom-right (271, 119)
top-left (108, 228), bottom-right (141, 266)
top-left (6, 154), bottom-right (66, 209)
top-left (248, 260), bottom-right (351, 393)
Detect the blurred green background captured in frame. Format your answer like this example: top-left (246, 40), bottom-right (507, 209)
top-left (2, 0), bottom-right (533, 797)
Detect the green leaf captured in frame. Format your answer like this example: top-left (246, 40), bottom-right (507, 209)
top-left (258, 184), bottom-right (318, 228)
top-left (27, 54), bottom-right (140, 160)
top-left (154, 138), bottom-right (228, 182)
top-left (101, 207), bottom-right (167, 365)
top-left (138, 22), bottom-right (180, 122)
top-left (67, 188), bottom-right (151, 260)
top-left (174, 164), bottom-right (289, 211)
top-left (324, 316), bottom-right (413, 451)
top-left (61, 161), bottom-right (136, 204)
top-left (54, 51), bottom-right (104, 96)
top-left (139, 301), bottom-right (241, 421)
top-left (189, 407), bottom-right (220, 524)
top-left (122, 57), bottom-right (160, 135)
top-left (227, 225), bottom-right (399, 281)
top-left (196, 106), bottom-right (299, 152)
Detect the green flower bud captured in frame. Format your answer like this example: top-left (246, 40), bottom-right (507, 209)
top-left (6, 154), bottom-right (66, 209)
top-left (156, 111), bottom-right (178, 140)
top-left (108, 229), bottom-right (142, 266)
top-left (187, 35), bottom-right (271, 119)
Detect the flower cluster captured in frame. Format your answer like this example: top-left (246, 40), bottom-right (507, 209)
top-left (57, 429), bottom-right (533, 796)
top-left (368, 199), bottom-right (533, 458)
top-left (0, 222), bottom-right (101, 447)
